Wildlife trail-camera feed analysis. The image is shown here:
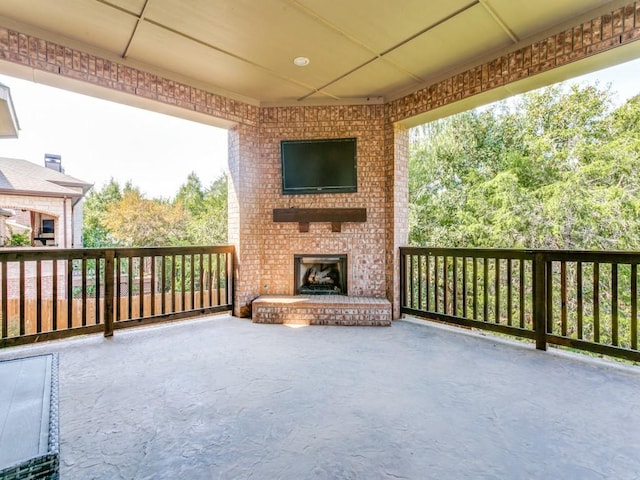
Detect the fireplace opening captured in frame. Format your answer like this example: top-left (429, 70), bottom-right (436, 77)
top-left (294, 254), bottom-right (347, 295)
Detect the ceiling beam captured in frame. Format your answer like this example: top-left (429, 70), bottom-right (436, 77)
top-left (94, 0), bottom-right (323, 98)
top-left (478, 0), bottom-right (519, 43)
top-left (121, 0), bottom-right (151, 58)
top-left (296, 0), bottom-right (480, 101)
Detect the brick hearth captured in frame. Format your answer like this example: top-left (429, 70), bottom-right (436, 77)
top-left (252, 295), bottom-right (392, 326)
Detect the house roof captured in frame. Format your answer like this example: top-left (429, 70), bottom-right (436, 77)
top-left (0, 83), bottom-right (19, 138)
top-left (0, 0), bottom-right (630, 106)
top-left (0, 157), bottom-right (92, 198)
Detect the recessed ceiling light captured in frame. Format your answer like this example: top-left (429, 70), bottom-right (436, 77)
top-left (293, 57), bottom-right (310, 67)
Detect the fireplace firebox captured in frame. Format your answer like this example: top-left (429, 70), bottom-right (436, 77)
top-left (294, 254), bottom-right (347, 295)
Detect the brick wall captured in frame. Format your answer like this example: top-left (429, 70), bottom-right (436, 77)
top-left (385, 123), bottom-right (409, 318)
top-left (257, 105), bottom-right (387, 299)
top-left (0, 27), bottom-right (258, 127)
top-left (228, 123), bottom-right (262, 317)
top-left (387, 3), bottom-right (640, 123)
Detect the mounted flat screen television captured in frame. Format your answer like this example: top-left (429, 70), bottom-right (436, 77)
top-left (281, 137), bottom-right (357, 195)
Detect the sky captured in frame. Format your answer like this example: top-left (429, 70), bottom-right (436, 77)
top-left (0, 73), bottom-right (228, 199)
top-left (566, 56), bottom-right (640, 105)
top-left (0, 56), bottom-right (639, 199)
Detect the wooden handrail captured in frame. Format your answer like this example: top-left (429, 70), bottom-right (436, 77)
top-left (400, 246), bottom-right (640, 362)
top-left (0, 245), bottom-right (234, 348)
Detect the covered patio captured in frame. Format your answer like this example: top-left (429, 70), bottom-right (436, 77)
top-left (1, 2), bottom-right (640, 478)
top-left (1, 315), bottom-right (638, 479)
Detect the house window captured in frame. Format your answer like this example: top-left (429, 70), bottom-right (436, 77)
top-left (42, 219), bottom-right (54, 234)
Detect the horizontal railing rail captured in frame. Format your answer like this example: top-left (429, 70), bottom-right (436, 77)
top-left (0, 245), bottom-right (234, 348)
top-left (400, 247), bottom-right (640, 362)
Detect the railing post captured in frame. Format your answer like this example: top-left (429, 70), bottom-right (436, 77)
top-left (104, 249), bottom-right (115, 337)
top-left (533, 253), bottom-right (547, 351)
top-left (399, 249), bottom-right (406, 309)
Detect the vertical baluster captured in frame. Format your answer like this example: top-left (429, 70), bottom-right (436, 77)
top-left (399, 252), bottom-right (405, 307)
top-left (172, 255), bottom-right (177, 312)
top-left (631, 264), bottom-right (638, 350)
top-left (81, 257), bottom-right (87, 326)
top-left (546, 261), bottom-right (553, 334)
top-left (1, 261), bottom-right (6, 338)
top-left (425, 255), bottom-right (431, 311)
top-left (417, 254), bottom-right (423, 311)
top-left (483, 258), bottom-right (488, 322)
top-left (494, 258), bottom-right (500, 324)
top-left (36, 260), bottom-right (42, 333)
top-left (443, 257), bottom-right (449, 314)
top-left (128, 256), bottom-right (133, 320)
top-left (208, 253), bottom-right (213, 307)
top-left (224, 249), bottom-right (233, 305)
top-left (611, 263), bottom-right (618, 346)
top-left (116, 257), bottom-right (122, 322)
top-left (577, 262), bottom-right (583, 339)
top-left (452, 257), bottom-right (458, 316)
top-left (473, 257), bottom-right (478, 320)
top-left (519, 259), bottom-right (525, 328)
top-left (67, 259), bottom-right (73, 329)
top-left (190, 254), bottom-right (195, 310)
top-left (139, 256), bottom-right (144, 318)
top-left (199, 253), bottom-right (204, 309)
top-left (561, 261), bottom-right (567, 337)
top-left (160, 256), bottom-right (166, 314)
top-left (151, 255), bottom-right (156, 316)
top-left (593, 263), bottom-right (600, 343)
top-left (409, 254), bottom-right (415, 309)
top-left (95, 258), bottom-right (101, 325)
top-left (215, 253), bottom-right (221, 305)
top-left (18, 259), bottom-right (25, 335)
top-left (507, 259), bottom-right (512, 327)
top-left (462, 257), bottom-right (468, 318)
top-left (434, 256), bottom-right (439, 312)
top-left (52, 259), bottom-right (58, 331)
top-left (104, 251), bottom-right (114, 337)
top-left (181, 255), bottom-right (186, 311)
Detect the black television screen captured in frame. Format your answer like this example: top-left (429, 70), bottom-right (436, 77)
top-left (281, 137), bottom-right (357, 195)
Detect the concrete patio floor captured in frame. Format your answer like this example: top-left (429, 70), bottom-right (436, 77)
top-left (1, 315), bottom-right (639, 480)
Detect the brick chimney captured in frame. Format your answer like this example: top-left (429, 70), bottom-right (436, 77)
top-left (44, 153), bottom-right (63, 173)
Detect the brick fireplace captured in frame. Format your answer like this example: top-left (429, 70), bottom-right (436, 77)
top-left (228, 105), bottom-right (408, 322)
top-left (294, 254), bottom-right (347, 295)
top-left (235, 104), bottom-right (399, 325)
top-left (254, 106), bottom-right (390, 297)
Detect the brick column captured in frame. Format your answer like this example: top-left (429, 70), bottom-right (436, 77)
top-left (228, 123), bottom-right (262, 317)
top-left (385, 121), bottom-right (409, 319)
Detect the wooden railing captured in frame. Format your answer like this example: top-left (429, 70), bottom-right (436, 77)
top-left (401, 247), bottom-right (640, 362)
top-left (0, 245), bottom-right (234, 348)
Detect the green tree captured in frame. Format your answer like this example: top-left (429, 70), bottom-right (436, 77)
top-left (104, 189), bottom-right (188, 247)
top-left (176, 173), bottom-right (228, 245)
top-left (409, 82), bottom-right (640, 250)
top-left (175, 172), bottom-right (205, 217)
top-left (82, 178), bottom-right (123, 247)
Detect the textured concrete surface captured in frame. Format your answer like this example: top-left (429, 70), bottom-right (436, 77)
top-left (0, 315), bottom-right (639, 479)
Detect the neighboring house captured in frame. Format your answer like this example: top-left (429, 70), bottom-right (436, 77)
top-left (0, 156), bottom-right (92, 247)
top-left (0, 207), bottom-right (12, 243)
top-left (0, 82), bottom-right (19, 139)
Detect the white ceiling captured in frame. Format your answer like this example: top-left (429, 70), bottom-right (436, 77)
top-left (0, 0), bottom-right (631, 106)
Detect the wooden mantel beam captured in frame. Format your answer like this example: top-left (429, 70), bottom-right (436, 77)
top-left (273, 208), bottom-right (367, 233)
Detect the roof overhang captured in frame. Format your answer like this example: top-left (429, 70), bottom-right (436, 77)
top-left (0, 82), bottom-right (19, 138)
top-left (0, 0), bottom-right (633, 108)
